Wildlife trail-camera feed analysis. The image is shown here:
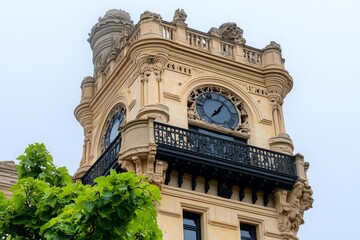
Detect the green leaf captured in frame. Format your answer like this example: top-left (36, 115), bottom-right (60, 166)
top-left (84, 201), bottom-right (94, 213)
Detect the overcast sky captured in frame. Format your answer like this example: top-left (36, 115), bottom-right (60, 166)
top-left (1, 1), bottom-right (359, 239)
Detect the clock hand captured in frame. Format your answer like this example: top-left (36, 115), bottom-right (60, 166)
top-left (211, 104), bottom-right (224, 117)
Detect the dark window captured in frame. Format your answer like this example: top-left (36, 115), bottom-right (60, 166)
top-left (183, 211), bottom-right (201, 240)
top-left (240, 223), bottom-right (257, 240)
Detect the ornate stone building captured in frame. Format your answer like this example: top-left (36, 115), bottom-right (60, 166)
top-left (0, 161), bottom-right (18, 198)
top-left (74, 9), bottom-right (313, 240)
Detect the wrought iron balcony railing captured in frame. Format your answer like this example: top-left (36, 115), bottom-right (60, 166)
top-left (82, 135), bottom-right (121, 185)
top-left (154, 122), bottom-right (297, 181)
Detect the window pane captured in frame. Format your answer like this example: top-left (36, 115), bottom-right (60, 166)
top-left (240, 223), bottom-right (257, 240)
top-left (183, 218), bottom-right (197, 227)
top-left (241, 229), bottom-right (251, 238)
top-left (183, 211), bottom-right (201, 240)
top-left (184, 229), bottom-right (197, 240)
top-left (109, 120), bottom-right (120, 142)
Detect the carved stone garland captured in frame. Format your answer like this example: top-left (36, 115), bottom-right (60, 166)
top-left (187, 86), bottom-right (249, 133)
top-left (100, 104), bottom-right (126, 152)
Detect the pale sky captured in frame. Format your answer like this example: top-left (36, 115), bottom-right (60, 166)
top-left (1, 1), bottom-right (359, 239)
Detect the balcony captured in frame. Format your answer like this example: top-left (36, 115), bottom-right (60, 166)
top-left (82, 121), bottom-right (297, 204)
top-left (154, 122), bottom-right (297, 196)
top-left (82, 135), bottom-right (121, 185)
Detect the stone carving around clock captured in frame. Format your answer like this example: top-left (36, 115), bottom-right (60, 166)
top-left (187, 86), bottom-right (249, 133)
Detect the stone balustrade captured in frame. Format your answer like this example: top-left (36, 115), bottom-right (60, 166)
top-left (122, 19), bottom-right (280, 68)
top-left (185, 31), bottom-right (211, 51)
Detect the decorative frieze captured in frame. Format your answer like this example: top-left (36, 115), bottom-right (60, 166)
top-left (165, 61), bottom-right (192, 75)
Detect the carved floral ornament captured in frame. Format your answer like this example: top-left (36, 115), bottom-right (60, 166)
top-left (187, 86), bottom-right (250, 134)
top-left (139, 55), bottom-right (166, 81)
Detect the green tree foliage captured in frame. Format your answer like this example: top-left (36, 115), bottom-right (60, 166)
top-left (0, 143), bottom-right (162, 240)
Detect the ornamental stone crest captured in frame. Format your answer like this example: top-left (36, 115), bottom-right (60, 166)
top-left (140, 11), bottom-right (162, 22)
top-left (173, 9), bottom-right (187, 27)
top-left (187, 86), bottom-right (249, 133)
top-left (219, 22), bottom-right (246, 44)
top-left (139, 55), bottom-right (166, 82)
top-left (265, 41), bottom-right (282, 52)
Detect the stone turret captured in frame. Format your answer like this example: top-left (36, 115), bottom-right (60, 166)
top-left (88, 9), bottom-right (134, 76)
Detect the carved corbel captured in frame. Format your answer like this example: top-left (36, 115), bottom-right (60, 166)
top-left (146, 143), bottom-right (168, 188)
top-left (133, 156), bottom-right (143, 175)
top-left (119, 159), bottom-right (135, 173)
top-left (147, 150), bottom-right (156, 174)
top-left (274, 180), bottom-right (314, 239)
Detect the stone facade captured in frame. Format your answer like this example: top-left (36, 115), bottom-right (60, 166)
top-left (0, 161), bottom-right (18, 198)
top-left (74, 9), bottom-right (313, 240)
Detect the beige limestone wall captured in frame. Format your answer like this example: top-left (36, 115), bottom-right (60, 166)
top-left (0, 161), bottom-right (18, 198)
top-left (158, 184), bottom-right (284, 240)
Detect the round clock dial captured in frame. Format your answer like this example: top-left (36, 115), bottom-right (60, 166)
top-left (104, 111), bottom-right (124, 148)
top-left (196, 92), bottom-right (239, 129)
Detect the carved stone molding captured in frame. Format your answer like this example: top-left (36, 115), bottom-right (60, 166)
top-left (274, 180), bottom-right (313, 239)
top-left (136, 104), bottom-right (170, 123)
top-left (269, 133), bottom-right (294, 155)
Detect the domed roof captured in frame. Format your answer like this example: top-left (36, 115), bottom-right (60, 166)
top-left (102, 9), bottom-right (132, 22)
top-left (88, 9), bottom-right (134, 43)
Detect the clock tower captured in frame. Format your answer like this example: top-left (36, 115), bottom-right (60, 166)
top-left (74, 9), bottom-right (313, 240)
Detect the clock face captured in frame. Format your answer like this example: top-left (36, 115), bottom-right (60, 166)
top-left (196, 92), bottom-right (239, 129)
top-left (104, 111), bottom-right (124, 148)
